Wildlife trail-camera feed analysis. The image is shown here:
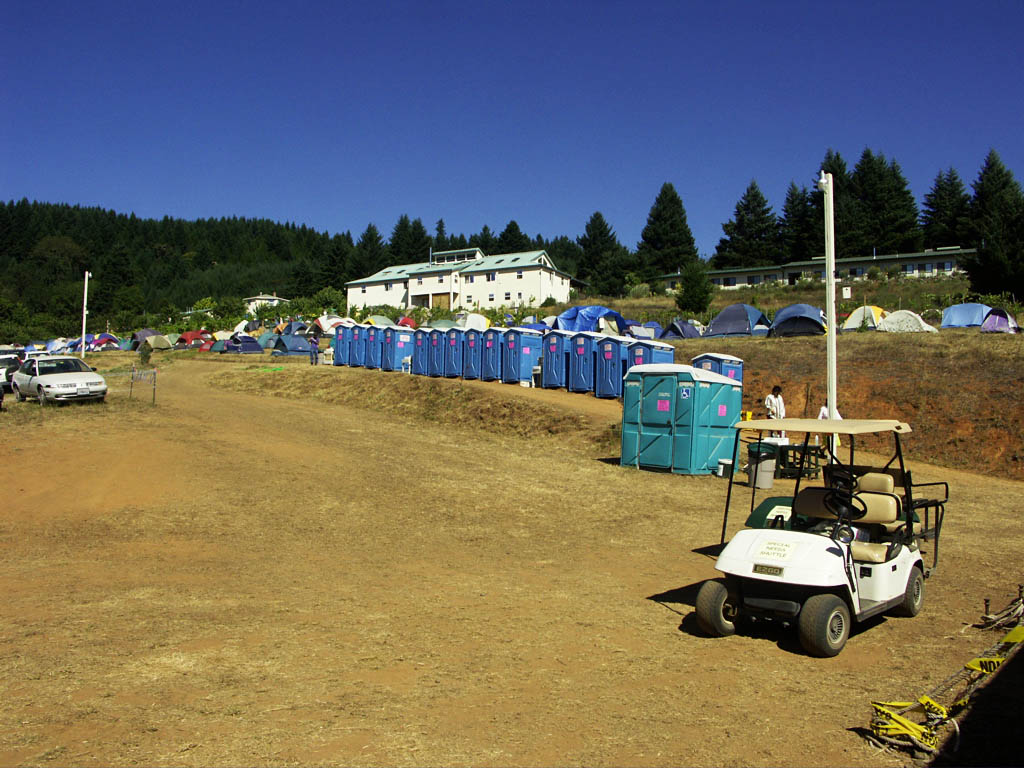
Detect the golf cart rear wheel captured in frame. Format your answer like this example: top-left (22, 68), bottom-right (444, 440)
top-left (894, 567), bottom-right (924, 617)
top-left (799, 594), bottom-right (850, 657)
top-left (696, 578), bottom-right (738, 637)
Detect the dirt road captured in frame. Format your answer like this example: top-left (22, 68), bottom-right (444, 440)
top-left (1, 358), bottom-right (1020, 766)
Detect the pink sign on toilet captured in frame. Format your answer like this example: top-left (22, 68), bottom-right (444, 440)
top-left (718, 405), bottom-right (728, 416)
top-left (657, 399), bottom-right (670, 411)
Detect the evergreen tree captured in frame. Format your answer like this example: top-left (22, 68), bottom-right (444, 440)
top-left (674, 259), bottom-right (714, 315)
top-left (389, 215), bottom-right (431, 265)
top-left (850, 149), bottom-right (922, 254)
top-left (963, 149), bottom-right (1024, 295)
top-left (496, 220), bottom-right (532, 254)
top-left (469, 225), bottom-right (495, 253)
top-left (813, 149), bottom-right (864, 259)
top-left (636, 182), bottom-right (698, 279)
top-left (576, 212), bottom-right (620, 283)
top-left (780, 182), bottom-right (817, 263)
top-left (544, 235), bottom-right (582, 277)
top-left (434, 218), bottom-right (449, 252)
top-left (348, 223), bottom-right (390, 280)
top-left (922, 169), bottom-right (972, 249)
top-left (711, 180), bottom-right (780, 268)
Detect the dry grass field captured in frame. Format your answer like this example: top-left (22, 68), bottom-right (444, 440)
top-left (1, 347), bottom-right (1021, 767)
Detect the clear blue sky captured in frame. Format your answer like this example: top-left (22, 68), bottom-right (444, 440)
top-left (3, 0), bottom-right (1022, 259)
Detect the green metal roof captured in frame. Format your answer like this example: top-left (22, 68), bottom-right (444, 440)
top-left (345, 263), bottom-right (422, 286)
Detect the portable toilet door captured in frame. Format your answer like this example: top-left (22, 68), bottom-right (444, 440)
top-left (333, 327), bottom-right (350, 366)
top-left (541, 330), bottom-right (571, 389)
top-left (380, 327), bottom-right (396, 371)
top-left (691, 352), bottom-right (744, 383)
top-left (480, 328), bottom-right (505, 381)
top-left (427, 328), bottom-right (446, 377)
top-left (348, 325), bottom-right (367, 367)
top-left (568, 331), bottom-right (598, 393)
top-left (381, 327), bottom-right (410, 371)
top-left (411, 328), bottom-right (431, 375)
top-left (691, 367), bottom-right (743, 469)
top-left (502, 328), bottom-right (543, 384)
top-left (621, 366), bottom-right (677, 469)
top-left (463, 329), bottom-right (483, 380)
top-left (443, 328), bottom-right (465, 378)
top-left (364, 325), bottom-right (383, 369)
top-left (594, 336), bottom-right (628, 398)
top-left (626, 339), bottom-right (674, 371)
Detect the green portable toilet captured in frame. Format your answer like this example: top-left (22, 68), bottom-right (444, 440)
top-left (620, 364), bottom-right (742, 474)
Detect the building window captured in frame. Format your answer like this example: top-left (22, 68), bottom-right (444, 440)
top-left (488, 294), bottom-right (494, 302)
top-left (815, 271), bottom-right (825, 280)
top-left (748, 275), bottom-right (761, 285)
top-left (517, 292), bottom-right (522, 300)
top-left (919, 263), bottom-right (932, 273)
top-left (938, 261), bottom-right (952, 272)
top-left (848, 267), bottom-right (864, 277)
top-left (361, 287), bottom-right (366, 294)
top-left (466, 295), bottom-right (472, 303)
top-left (722, 277), bottom-right (735, 287)
top-left (902, 263), bottom-right (915, 274)
top-left (467, 275), bottom-right (474, 283)
top-left (417, 277), bottom-right (423, 285)
top-left (438, 276), bottom-right (444, 283)
top-left (711, 278), bottom-right (721, 286)
top-left (517, 270), bottom-right (523, 279)
top-left (486, 272), bottom-right (496, 282)
top-left (504, 292), bottom-right (511, 301)
top-left (764, 274), bottom-right (777, 282)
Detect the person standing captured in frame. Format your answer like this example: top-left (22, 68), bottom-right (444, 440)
top-left (765, 385), bottom-right (785, 436)
top-left (309, 335), bottom-right (319, 366)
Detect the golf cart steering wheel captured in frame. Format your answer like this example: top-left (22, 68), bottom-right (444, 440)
top-left (823, 469), bottom-right (868, 522)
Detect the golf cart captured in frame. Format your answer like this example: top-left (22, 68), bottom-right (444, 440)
top-left (697, 418), bottom-right (947, 657)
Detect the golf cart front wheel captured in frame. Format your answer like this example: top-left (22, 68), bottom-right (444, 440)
top-left (894, 567), bottom-right (925, 617)
top-left (695, 578), bottom-right (738, 637)
top-left (799, 594), bottom-right (850, 657)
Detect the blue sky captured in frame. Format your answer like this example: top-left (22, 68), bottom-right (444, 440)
top-left (2, 0), bottom-right (1022, 259)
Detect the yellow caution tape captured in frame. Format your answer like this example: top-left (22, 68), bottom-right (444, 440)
top-left (964, 656), bottom-right (1004, 674)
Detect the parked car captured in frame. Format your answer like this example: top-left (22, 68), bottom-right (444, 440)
top-left (11, 356), bottom-right (108, 404)
top-left (0, 353), bottom-right (20, 391)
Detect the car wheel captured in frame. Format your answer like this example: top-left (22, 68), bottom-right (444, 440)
top-left (37, 385), bottom-right (47, 405)
top-left (695, 578), bottom-right (738, 637)
top-left (799, 594), bottom-right (850, 657)
top-left (14, 384), bottom-right (25, 402)
top-left (893, 567), bottom-right (924, 617)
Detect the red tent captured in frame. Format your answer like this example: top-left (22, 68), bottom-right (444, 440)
top-left (197, 340), bottom-right (215, 351)
top-left (179, 330), bottom-right (211, 345)
top-left (397, 316), bottom-right (418, 329)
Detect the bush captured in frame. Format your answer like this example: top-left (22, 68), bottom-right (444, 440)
top-left (628, 283), bottom-right (651, 299)
top-left (540, 296), bottom-right (557, 307)
top-left (139, 344), bottom-right (152, 367)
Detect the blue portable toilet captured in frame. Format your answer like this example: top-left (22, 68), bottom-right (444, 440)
top-left (691, 352), bottom-right (744, 383)
top-left (621, 364), bottom-right (743, 474)
top-left (443, 328), bottom-right (466, 378)
top-left (364, 325), bottom-right (384, 369)
top-left (411, 328), bottom-right (431, 375)
top-left (348, 325), bottom-right (368, 367)
top-left (463, 328), bottom-right (484, 379)
top-left (333, 326), bottom-right (350, 366)
top-left (568, 331), bottom-right (601, 393)
top-left (541, 330), bottom-right (572, 389)
top-left (382, 327), bottom-right (414, 371)
top-left (502, 328), bottom-right (543, 385)
top-left (481, 327), bottom-right (505, 381)
top-left (594, 335), bottom-right (631, 398)
top-left (427, 328), bottom-right (446, 377)
top-left (625, 339), bottom-right (675, 371)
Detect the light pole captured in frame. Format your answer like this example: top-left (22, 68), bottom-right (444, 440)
top-left (80, 270), bottom-right (92, 360)
top-left (817, 171), bottom-right (838, 453)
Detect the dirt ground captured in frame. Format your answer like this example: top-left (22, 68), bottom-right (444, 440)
top-left (1, 356), bottom-right (1021, 767)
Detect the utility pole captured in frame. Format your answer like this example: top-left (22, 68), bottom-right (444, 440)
top-left (817, 170), bottom-right (838, 454)
top-left (80, 271), bottom-right (92, 360)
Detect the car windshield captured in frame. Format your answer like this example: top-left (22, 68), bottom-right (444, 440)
top-left (36, 359), bottom-right (91, 375)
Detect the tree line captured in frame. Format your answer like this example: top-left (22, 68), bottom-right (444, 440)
top-left (0, 147), bottom-right (1020, 340)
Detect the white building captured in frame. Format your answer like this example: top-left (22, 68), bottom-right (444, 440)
top-left (346, 248), bottom-right (572, 311)
top-left (244, 293), bottom-right (290, 315)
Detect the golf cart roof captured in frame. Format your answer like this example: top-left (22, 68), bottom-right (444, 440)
top-left (735, 418), bottom-right (912, 435)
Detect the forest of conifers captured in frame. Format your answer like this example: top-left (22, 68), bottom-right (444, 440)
top-left (1, 147), bottom-right (1021, 340)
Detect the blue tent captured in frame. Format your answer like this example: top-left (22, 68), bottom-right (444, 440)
top-left (941, 302), bottom-right (992, 328)
top-left (257, 331), bottom-right (278, 349)
top-left (554, 305), bottom-right (627, 334)
top-left (769, 304), bottom-right (826, 337)
top-left (660, 319), bottom-right (701, 339)
top-left (225, 334), bottom-right (263, 354)
top-left (704, 304), bottom-right (771, 337)
top-left (279, 321), bottom-right (308, 336)
top-left (271, 334), bottom-right (312, 356)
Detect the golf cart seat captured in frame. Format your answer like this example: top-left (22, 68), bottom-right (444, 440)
top-left (791, 487), bottom-right (902, 563)
top-left (855, 472), bottom-right (894, 494)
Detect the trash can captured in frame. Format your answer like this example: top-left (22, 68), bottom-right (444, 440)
top-left (747, 442), bottom-right (778, 489)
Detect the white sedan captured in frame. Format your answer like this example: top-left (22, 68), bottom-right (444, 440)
top-left (11, 356), bottom-right (108, 404)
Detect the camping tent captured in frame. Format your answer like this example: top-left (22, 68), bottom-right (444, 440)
top-left (142, 334), bottom-right (172, 350)
top-left (430, 319), bottom-right (459, 329)
top-left (212, 330), bottom-right (233, 340)
top-left (704, 304), bottom-right (771, 337)
top-left (553, 305), bottom-right (627, 334)
top-left (458, 313), bottom-right (490, 332)
top-left (233, 319), bottom-right (261, 334)
top-left (841, 305), bottom-right (888, 331)
top-left (659, 319), bottom-right (701, 339)
top-left (177, 330), bottom-right (211, 346)
top-left (314, 315), bottom-right (346, 334)
top-left (769, 304), bottom-right (826, 337)
top-left (256, 331), bottom-right (278, 348)
top-left (275, 320), bottom-right (308, 336)
top-left (397, 316), bottom-right (418, 329)
top-left (363, 314), bottom-right (394, 326)
top-left (980, 307), bottom-right (1019, 333)
top-left (165, 333), bottom-right (180, 345)
top-left (225, 333), bottom-right (264, 353)
top-left (941, 302), bottom-right (992, 328)
top-left (876, 310), bottom-right (938, 333)
top-left (271, 335), bottom-right (312, 356)
top-left (130, 329), bottom-right (159, 350)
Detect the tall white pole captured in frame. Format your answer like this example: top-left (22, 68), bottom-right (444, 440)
top-left (80, 270), bottom-right (92, 360)
top-left (818, 171), bottom-right (838, 454)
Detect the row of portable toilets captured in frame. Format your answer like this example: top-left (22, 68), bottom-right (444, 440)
top-left (332, 325), bottom-right (745, 399)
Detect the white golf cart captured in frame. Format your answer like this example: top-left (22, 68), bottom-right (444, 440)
top-left (697, 418), bottom-right (947, 657)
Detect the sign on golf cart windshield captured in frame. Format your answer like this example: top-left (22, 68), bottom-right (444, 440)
top-left (755, 540), bottom-right (797, 562)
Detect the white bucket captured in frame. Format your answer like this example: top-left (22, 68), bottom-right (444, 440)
top-left (717, 459), bottom-right (733, 477)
